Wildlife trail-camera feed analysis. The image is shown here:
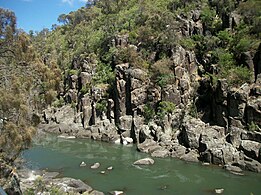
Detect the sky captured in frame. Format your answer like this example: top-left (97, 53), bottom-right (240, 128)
top-left (0, 0), bottom-right (89, 32)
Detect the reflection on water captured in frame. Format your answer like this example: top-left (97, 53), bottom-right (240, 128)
top-left (22, 134), bottom-right (261, 195)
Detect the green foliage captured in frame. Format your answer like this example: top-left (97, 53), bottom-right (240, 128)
top-left (157, 101), bottom-right (176, 119)
top-left (80, 84), bottom-right (90, 95)
top-left (143, 104), bottom-right (155, 123)
top-left (180, 38), bottom-right (196, 50)
top-left (228, 66), bottom-right (251, 86)
top-left (248, 121), bottom-right (259, 132)
top-left (96, 100), bottom-right (107, 113)
top-left (52, 98), bottom-right (65, 108)
top-left (151, 58), bottom-right (175, 87)
top-left (92, 62), bottom-right (115, 86)
top-left (217, 30), bottom-right (233, 46)
top-left (189, 102), bottom-right (198, 118)
top-left (68, 69), bottom-right (79, 75)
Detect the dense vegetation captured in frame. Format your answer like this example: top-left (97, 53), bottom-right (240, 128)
top-left (0, 9), bottom-right (61, 161)
top-left (1, 0), bottom-right (261, 160)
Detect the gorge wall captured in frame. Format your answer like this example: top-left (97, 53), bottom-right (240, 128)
top-left (40, 9), bottom-right (261, 173)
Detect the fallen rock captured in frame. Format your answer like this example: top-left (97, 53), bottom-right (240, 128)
top-left (137, 139), bottom-right (161, 153)
top-left (80, 161), bottom-right (87, 167)
top-left (91, 163), bottom-right (100, 169)
top-left (224, 164), bottom-right (243, 174)
top-left (107, 166), bottom-right (113, 170)
top-left (151, 149), bottom-right (169, 158)
top-left (52, 177), bottom-right (92, 193)
top-left (87, 190), bottom-right (104, 195)
top-left (109, 190), bottom-right (124, 195)
top-left (180, 150), bottom-right (199, 163)
top-left (133, 158), bottom-right (154, 165)
top-left (240, 140), bottom-right (261, 160)
top-left (215, 188), bottom-right (224, 194)
top-left (122, 137), bottom-right (133, 145)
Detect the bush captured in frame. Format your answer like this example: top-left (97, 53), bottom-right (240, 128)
top-left (143, 103), bottom-right (155, 123)
top-left (157, 101), bottom-right (175, 119)
top-left (92, 62), bottom-right (115, 86)
top-left (227, 66), bottom-right (251, 86)
top-left (248, 121), bottom-right (259, 132)
top-left (180, 38), bottom-right (196, 50)
top-left (96, 100), bottom-right (107, 114)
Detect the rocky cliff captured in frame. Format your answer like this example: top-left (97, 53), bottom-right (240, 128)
top-left (36, 0), bottom-right (261, 173)
top-left (41, 32), bottom-right (261, 175)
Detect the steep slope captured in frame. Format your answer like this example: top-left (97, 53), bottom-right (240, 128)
top-left (35, 0), bottom-right (261, 172)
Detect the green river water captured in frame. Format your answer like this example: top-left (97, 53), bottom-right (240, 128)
top-left (21, 134), bottom-right (261, 195)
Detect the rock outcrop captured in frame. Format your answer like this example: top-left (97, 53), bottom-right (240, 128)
top-left (37, 10), bottom-right (261, 174)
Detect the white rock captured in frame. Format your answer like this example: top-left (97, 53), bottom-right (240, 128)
top-left (114, 138), bottom-right (121, 144)
top-left (124, 137), bottom-right (133, 143)
top-left (100, 171), bottom-right (106, 174)
top-left (107, 166), bottom-right (113, 170)
top-left (80, 161), bottom-right (86, 167)
top-left (91, 162), bottom-right (100, 169)
top-left (133, 158), bottom-right (154, 165)
top-left (58, 135), bottom-right (76, 139)
top-left (123, 140), bottom-right (128, 145)
top-left (110, 191), bottom-right (124, 195)
top-left (215, 188), bottom-right (224, 194)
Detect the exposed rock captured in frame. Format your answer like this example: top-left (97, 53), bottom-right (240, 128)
top-left (118, 115), bottom-right (133, 132)
top-left (224, 164), bottom-right (243, 174)
top-left (122, 137), bottom-right (133, 145)
top-left (215, 188), bottom-right (224, 194)
top-left (88, 190), bottom-right (105, 195)
top-left (170, 143), bottom-right (187, 158)
top-left (241, 130), bottom-right (261, 143)
top-left (151, 149), bottom-right (169, 158)
top-left (80, 161), bottom-right (86, 167)
top-left (180, 150), bottom-right (199, 163)
top-left (240, 140), bottom-right (261, 160)
top-left (107, 166), bottom-right (113, 170)
top-left (137, 139), bottom-right (161, 154)
top-left (52, 177), bottom-right (93, 193)
top-left (133, 158), bottom-right (155, 165)
top-left (179, 116), bottom-right (206, 149)
top-left (162, 85), bottom-right (181, 106)
top-left (228, 126), bottom-right (244, 148)
top-left (239, 156), bottom-right (261, 173)
top-left (91, 163), bottom-right (100, 169)
top-left (246, 96), bottom-right (261, 126)
top-left (109, 191), bottom-right (125, 195)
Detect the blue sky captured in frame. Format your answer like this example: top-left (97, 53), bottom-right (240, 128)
top-left (0, 0), bottom-right (88, 32)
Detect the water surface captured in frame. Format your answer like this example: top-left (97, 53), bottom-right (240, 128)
top-left (22, 134), bottom-right (261, 195)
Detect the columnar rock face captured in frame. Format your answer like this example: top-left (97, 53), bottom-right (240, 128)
top-left (39, 13), bottom-right (261, 174)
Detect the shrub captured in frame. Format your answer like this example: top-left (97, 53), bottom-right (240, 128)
top-left (248, 121), bottom-right (259, 132)
top-left (180, 38), bottom-right (196, 50)
top-left (96, 100), bottom-right (107, 114)
top-left (227, 66), bottom-right (251, 86)
top-left (157, 101), bottom-right (175, 119)
top-left (143, 103), bottom-right (155, 123)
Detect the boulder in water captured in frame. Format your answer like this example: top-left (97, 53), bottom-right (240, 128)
top-left (109, 191), bottom-right (124, 195)
top-left (133, 158), bottom-right (154, 165)
top-left (80, 161), bottom-right (87, 167)
top-left (215, 188), bottom-right (224, 194)
top-left (91, 163), bottom-right (100, 169)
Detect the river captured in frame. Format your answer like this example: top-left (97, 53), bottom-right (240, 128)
top-left (21, 134), bottom-right (261, 195)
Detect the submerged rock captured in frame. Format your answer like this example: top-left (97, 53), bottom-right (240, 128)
top-left (109, 190), bottom-right (124, 195)
top-left (133, 158), bottom-right (155, 165)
